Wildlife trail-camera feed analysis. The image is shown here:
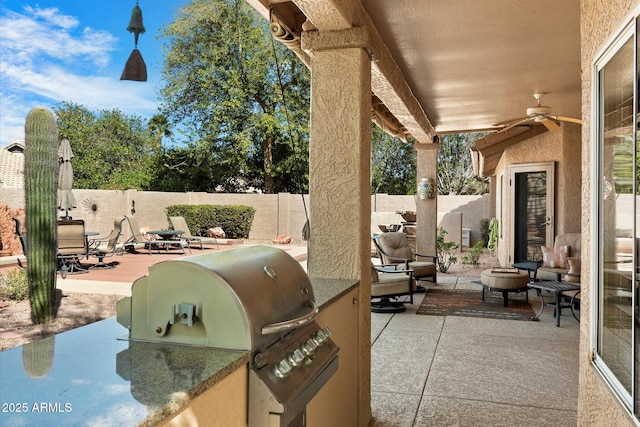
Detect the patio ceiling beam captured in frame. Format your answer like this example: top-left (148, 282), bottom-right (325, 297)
top-left (246, 0), bottom-right (435, 144)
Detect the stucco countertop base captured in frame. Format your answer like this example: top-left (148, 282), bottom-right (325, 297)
top-left (0, 278), bottom-right (358, 427)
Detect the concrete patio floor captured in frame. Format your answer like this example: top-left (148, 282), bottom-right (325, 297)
top-left (56, 245), bottom-right (579, 426)
top-left (371, 275), bottom-right (579, 427)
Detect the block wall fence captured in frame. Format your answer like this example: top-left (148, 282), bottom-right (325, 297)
top-left (1, 189), bottom-right (490, 249)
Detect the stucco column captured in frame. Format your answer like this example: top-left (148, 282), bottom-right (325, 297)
top-left (307, 48), bottom-right (371, 280)
top-left (306, 46), bottom-right (372, 426)
top-left (415, 143), bottom-right (439, 256)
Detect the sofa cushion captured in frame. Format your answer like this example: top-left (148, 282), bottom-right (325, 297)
top-left (554, 233), bottom-right (581, 259)
top-left (541, 245), bottom-right (569, 269)
top-left (564, 257), bottom-right (581, 283)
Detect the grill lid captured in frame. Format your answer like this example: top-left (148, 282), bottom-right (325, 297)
top-left (117, 246), bottom-right (316, 351)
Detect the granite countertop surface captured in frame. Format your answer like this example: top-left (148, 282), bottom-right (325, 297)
top-left (0, 278), bottom-right (358, 427)
top-left (0, 318), bottom-right (248, 427)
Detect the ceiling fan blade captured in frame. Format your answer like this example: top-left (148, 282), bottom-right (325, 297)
top-left (554, 115), bottom-right (582, 124)
top-left (492, 116), bottom-right (529, 127)
top-left (497, 117), bottom-right (532, 134)
top-left (540, 117), bottom-right (560, 131)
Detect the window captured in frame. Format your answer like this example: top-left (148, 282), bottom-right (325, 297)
top-left (593, 14), bottom-right (638, 412)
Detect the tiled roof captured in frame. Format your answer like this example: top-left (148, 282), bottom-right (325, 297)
top-left (0, 141), bottom-right (25, 189)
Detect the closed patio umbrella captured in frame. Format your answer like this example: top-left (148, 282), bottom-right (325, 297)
top-left (57, 137), bottom-right (77, 219)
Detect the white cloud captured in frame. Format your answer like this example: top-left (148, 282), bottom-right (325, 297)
top-left (24, 5), bottom-right (79, 30)
top-left (0, 6), bottom-right (160, 146)
top-left (1, 7), bottom-right (117, 68)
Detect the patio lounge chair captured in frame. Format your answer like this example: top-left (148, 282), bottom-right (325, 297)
top-left (88, 217), bottom-right (126, 269)
top-left (168, 216), bottom-right (220, 250)
top-left (372, 232), bottom-right (437, 292)
top-left (123, 215), bottom-right (162, 254)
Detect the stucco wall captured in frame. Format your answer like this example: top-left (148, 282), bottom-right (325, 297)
top-left (579, 1), bottom-right (638, 426)
top-left (0, 189), bottom-right (311, 244)
top-left (1, 189), bottom-right (490, 254)
top-left (492, 123), bottom-right (582, 267)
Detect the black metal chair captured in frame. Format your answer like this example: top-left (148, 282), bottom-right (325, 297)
top-left (12, 217), bottom-right (26, 268)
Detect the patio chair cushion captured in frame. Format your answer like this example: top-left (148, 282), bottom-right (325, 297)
top-left (370, 264), bottom-right (413, 297)
top-left (371, 274), bottom-right (414, 297)
top-left (409, 261), bottom-right (436, 278)
top-left (375, 232), bottom-right (413, 262)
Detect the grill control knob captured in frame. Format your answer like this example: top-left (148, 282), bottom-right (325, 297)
top-left (321, 326), bottom-right (333, 337)
top-left (287, 349), bottom-right (305, 367)
top-left (301, 339), bottom-right (317, 356)
top-left (274, 359), bottom-right (292, 378)
top-left (314, 329), bottom-right (328, 345)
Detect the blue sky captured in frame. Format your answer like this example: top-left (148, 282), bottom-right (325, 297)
top-left (0, 0), bottom-right (182, 147)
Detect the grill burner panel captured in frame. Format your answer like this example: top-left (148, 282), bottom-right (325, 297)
top-left (249, 321), bottom-right (339, 427)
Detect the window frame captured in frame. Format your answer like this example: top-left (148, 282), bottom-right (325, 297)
top-left (591, 8), bottom-right (639, 415)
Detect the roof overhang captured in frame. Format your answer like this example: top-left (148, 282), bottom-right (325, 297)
top-left (471, 125), bottom-right (548, 177)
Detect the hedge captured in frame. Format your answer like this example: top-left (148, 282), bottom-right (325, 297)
top-left (165, 205), bottom-right (256, 240)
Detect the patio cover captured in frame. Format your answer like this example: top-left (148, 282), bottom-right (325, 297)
top-left (471, 125), bottom-right (548, 177)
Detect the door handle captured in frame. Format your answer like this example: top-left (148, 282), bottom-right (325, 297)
top-left (542, 216), bottom-right (552, 226)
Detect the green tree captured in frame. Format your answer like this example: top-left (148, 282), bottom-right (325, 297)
top-left (54, 102), bottom-right (158, 190)
top-left (370, 124), bottom-right (416, 194)
top-left (437, 132), bottom-right (489, 195)
top-left (148, 113), bottom-right (173, 151)
top-left (158, 0), bottom-right (310, 193)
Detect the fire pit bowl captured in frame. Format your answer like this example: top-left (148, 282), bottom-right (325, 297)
top-left (396, 211), bottom-right (416, 222)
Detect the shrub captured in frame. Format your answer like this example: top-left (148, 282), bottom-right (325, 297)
top-left (166, 204), bottom-right (256, 239)
top-left (436, 227), bottom-right (459, 273)
top-left (479, 218), bottom-right (490, 246)
top-left (0, 268), bottom-right (29, 301)
top-left (462, 239), bottom-right (486, 268)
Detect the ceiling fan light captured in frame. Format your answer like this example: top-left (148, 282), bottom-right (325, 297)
top-left (527, 106), bottom-right (552, 116)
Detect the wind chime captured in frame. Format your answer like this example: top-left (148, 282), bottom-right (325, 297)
top-left (121, 0), bottom-right (147, 81)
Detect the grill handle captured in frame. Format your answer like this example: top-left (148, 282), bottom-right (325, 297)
top-left (261, 301), bottom-right (318, 335)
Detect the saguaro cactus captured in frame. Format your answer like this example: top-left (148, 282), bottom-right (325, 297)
top-left (24, 107), bottom-right (59, 324)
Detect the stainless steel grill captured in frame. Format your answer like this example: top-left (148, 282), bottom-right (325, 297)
top-left (116, 245), bottom-right (339, 427)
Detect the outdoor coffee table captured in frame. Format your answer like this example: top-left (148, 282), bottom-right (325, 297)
top-left (512, 261), bottom-right (541, 282)
top-left (528, 281), bottom-right (580, 327)
top-left (148, 230), bottom-right (188, 254)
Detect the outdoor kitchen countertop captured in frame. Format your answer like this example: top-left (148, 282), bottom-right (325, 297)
top-left (0, 277), bottom-right (358, 426)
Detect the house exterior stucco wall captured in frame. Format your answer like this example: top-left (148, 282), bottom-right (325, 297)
top-left (579, 1), bottom-right (638, 426)
top-left (493, 124), bottom-right (582, 267)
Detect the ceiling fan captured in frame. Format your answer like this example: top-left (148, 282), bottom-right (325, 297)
top-left (495, 93), bottom-right (582, 134)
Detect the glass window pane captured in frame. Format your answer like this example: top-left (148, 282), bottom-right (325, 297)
top-left (597, 35), bottom-right (634, 394)
top-left (514, 172), bottom-right (547, 262)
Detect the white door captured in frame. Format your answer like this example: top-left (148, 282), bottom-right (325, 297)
top-left (509, 162), bottom-right (555, 263)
